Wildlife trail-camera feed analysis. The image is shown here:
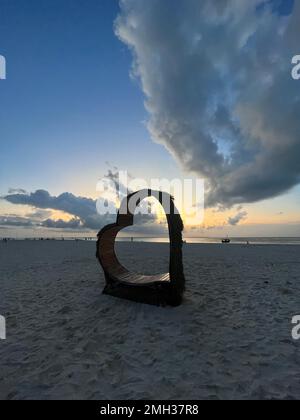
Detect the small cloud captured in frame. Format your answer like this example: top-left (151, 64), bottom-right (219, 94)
top-left (26, 209), bottom-right (52, 220)
top-left (228, 211), bottom-right (248, 226)
top-left (0, 215), bottom-right (34, 227)
top-left (41, 218), bottom-right (82, 229)
top-left (8, 188), bottom-right (27, 195)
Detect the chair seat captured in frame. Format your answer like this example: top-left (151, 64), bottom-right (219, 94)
top-left (117, 272), bottom-right (170, 286)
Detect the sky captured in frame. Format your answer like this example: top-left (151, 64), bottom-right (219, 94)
top-left (0, 0), bottom-right (299, 238)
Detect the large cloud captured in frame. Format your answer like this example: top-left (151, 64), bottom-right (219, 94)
top-left (4, 190), bottom-right (95, 219)
top-left (3, 190), bottom-right (114, 230)
top-left (2, 189), bottom-right (162, 232)
top-left (116, 0), bottom-right (300, 207)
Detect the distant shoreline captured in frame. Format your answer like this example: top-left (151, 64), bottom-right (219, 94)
top-left (1, 236), bottom-right (300, 245)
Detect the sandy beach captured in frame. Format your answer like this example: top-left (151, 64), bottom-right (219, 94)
top-left (0, 241), bottom-right (300, 400)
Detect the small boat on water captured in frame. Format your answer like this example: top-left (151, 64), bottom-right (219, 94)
top-left (222, 238), bottom-right (231, 244)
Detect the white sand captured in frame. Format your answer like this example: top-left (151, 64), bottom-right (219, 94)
top-left (0, 241), bottom-right (300, 400)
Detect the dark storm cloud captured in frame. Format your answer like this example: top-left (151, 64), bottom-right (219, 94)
top-left (116, 0), bottom-right (300, 207)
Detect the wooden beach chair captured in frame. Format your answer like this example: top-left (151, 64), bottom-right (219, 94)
top-left (96, 190), bottom-right (185, 307)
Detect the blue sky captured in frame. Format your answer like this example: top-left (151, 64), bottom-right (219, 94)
top-left (0, 0), bottom-right (177, 197)
top-left (0, 0), bottom-right (300, 237)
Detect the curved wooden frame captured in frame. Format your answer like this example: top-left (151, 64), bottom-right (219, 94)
top-left (96, 189), bottom-right (185, 306)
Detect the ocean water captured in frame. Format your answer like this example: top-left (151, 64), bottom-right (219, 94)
top-left (184, 237), bottom-right (300, 245)
top-left (2, 236), bottom-right (300, 245)
top-left (118, 237), bottom-right (300, 245)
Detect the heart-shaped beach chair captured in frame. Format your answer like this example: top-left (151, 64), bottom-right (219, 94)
top-left (96, 190), bottom-right (185, 306)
